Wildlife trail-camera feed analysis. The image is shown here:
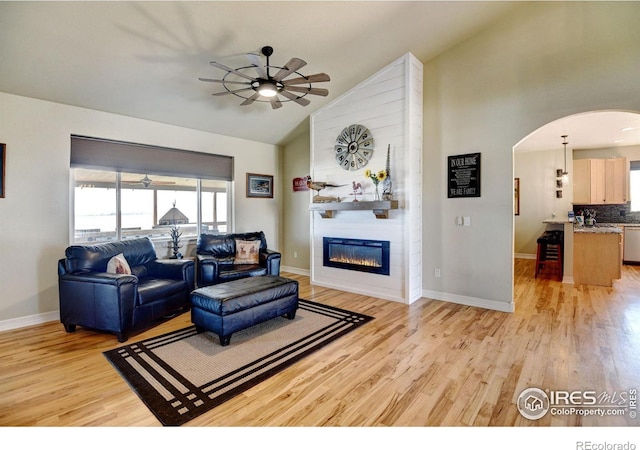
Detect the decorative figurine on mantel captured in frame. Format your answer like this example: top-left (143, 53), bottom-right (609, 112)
top-left (350, 181), bottom-right (362, 201)
top-left (306, 175), bottom-right (345, 203)
top-left (382, 144), bottom-right (393, 200)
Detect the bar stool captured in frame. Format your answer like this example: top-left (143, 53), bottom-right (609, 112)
top-left (535, 231), bottom-right (564, 280)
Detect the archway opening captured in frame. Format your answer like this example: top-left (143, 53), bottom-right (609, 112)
top-left (513, 110), bottom-right (640, 294)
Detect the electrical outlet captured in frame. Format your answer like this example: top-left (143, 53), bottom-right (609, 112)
top-left (293, 251), bottom-right (298, 258)
top-left (434, 268), bottom-right (441, 277)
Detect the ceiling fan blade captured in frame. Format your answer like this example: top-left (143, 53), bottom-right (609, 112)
top-left (283, 86), bottom-right (329, 96)
top-left (270, 96), bottom-right (283, 109)
top-left (272, 58), bottom-right (307, 81)
top-left (246, 53), bottom-right (268, 79)
top-left (211, 87), bottom-right (254, 96)
top-left (282, 73), bottom-right (331, 85)
top-left (240, 92), bottom-right (261, 106)
top-left (279, 89), bottom-right (311, 106)
top-left (198, 78), bottom-right (251, 86)
top-left (209, 61), bottom-right (257, 82)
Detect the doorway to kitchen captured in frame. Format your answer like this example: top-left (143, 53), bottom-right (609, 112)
top-left (513, 110), bottom-right (640, 288)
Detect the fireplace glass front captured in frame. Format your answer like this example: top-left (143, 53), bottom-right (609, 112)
top-left (323, 237), bottom-right (390, 275)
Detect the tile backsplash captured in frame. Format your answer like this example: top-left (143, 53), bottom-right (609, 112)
top-left (573, 203), bottom-right (640, 224)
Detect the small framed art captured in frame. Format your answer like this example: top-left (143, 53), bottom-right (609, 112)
top-left (246, 173), bottom-right (274, 198)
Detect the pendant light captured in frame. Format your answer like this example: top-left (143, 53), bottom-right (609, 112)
top-left (561, 135), bottom-right (569, 184)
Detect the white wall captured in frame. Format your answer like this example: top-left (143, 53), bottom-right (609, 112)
top-left (0, 92), bottom-right (280, 325)
top-left (309, 53), bottom-right (422, 304)
top-left (514, 149), bottom-right (574, 256)
top-left (422, 1), bottom-right (640, 312)
top-left (280, 124), bottom-right (311, 274)
top-left (574, 144), bottom-right (640, 162)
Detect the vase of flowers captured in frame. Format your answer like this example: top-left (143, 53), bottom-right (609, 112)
top-left (364, 168), bottom-right (388, 201)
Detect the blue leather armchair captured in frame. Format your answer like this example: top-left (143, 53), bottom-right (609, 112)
top-left (196, 231), bottom-right (281, 287)
top-left (58, 237), bottom-right (194, 342)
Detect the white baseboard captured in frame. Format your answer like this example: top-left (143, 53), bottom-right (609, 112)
top-left (0, 310), bottom-right (59, 332)
top-left (514, 253), bottom-right (536, 260)
top-left (422, 290), bottom-right (515, 313)
top-left (281, 266), bottom-right (310, 276)
top-left (311, 279), bottom-right (407, 304)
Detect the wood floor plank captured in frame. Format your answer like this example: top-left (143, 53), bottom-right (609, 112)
top-left (1, 261), bottom-right (640, 426)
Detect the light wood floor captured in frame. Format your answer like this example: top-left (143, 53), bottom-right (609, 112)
top-left (1, 260), bottom-right (640, 427)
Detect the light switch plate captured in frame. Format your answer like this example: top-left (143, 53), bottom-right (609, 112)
top-left (463, 216), bottom-right (471, 226)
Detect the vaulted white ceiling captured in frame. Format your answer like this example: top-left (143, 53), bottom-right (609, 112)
top-left (0, 1), bottom-right (519, 145)
top-left (3, 2), bottom-right (638, 150)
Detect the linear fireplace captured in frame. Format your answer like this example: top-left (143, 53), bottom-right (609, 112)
top-left (323, 237), bottom-right (390, 276)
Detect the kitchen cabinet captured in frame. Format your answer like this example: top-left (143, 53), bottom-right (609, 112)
top-left (574, 229), bottom-right (623, 286)
top-left (573, 158), bottom-right (627, 205)
top-left (605, 158), bottom-right (627, 204)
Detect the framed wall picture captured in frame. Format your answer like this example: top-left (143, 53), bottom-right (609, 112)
top-left (246, 173), bottom-right (274, 198)
top-left (0, 143), bottom-right (5, 198)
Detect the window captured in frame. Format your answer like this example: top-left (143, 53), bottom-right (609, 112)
top-left (74, 170), bottom-right (117, 242)
top-left (202, 179), bottom-right (228, 233)
top-left (631, 161), bottom-right (640, 211)
top-left (72, 168), bottom-right (229, 243)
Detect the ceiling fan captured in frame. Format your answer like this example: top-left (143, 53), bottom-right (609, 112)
top-left (122, 175), bottom-right (175, 188)
top-left (199, 45), bottom-right (330, 109)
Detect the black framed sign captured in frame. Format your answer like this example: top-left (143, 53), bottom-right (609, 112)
top-left (448, 152), bottom-right (481, 198)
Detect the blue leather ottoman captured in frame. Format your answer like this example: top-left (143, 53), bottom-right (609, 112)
top-left (190, 275), bottom-right (299, 346)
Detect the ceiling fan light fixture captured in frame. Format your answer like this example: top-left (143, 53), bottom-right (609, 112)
top-left (201, 45), bottom-right (330, 108)
top-left (257, 81), bottom-right (278, 98)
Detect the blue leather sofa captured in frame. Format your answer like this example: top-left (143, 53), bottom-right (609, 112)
top-left (58, 237), bottom-right (194, 342)
top-left (196, 231), bottom-right (281, 287)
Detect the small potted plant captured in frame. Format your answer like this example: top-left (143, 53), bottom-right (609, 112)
top-left (168, 225), bottom-right (183, 259)
top-left (582, 209), bottom-right (596, 227)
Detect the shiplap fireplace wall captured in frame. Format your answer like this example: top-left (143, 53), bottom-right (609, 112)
top-left (309, 53), bottom-right (423, 304)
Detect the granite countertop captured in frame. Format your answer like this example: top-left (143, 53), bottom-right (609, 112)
top-left (574, 224), bottom-right (623, 234)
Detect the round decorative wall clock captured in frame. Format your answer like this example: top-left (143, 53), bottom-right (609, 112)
top-left (334, 124), bottom-right (374, 171)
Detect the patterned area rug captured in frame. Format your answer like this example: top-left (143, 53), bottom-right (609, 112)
top-left (103, 299), bottom-right (374, 426)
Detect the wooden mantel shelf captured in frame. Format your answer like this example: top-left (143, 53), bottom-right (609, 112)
top-left (309, 200), bottom-right (399, 219)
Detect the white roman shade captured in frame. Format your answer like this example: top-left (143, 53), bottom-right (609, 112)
top-left (70, 135), bottom-right (234, 181)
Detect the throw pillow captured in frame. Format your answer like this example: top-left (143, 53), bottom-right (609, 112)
top-left (234, 239), bottom-right (260, 264)
top-left (106, 253), bottom-right (132, 275)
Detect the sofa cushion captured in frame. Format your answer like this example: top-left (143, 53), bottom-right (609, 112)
top-left (235, 239), bottom-right (260, 264)
top-left (197, 231), bottom-right (267, 257)
top-left (219, 265), bottom-right (267, 282)
top-left (130, 265), bottom-right (149, 279)
top-left (65, 237), bottom-right (157, 273)
top-left (137, 278), bottom-right (188, 306)
top-left (107, 253), bottom-right (132, 275)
